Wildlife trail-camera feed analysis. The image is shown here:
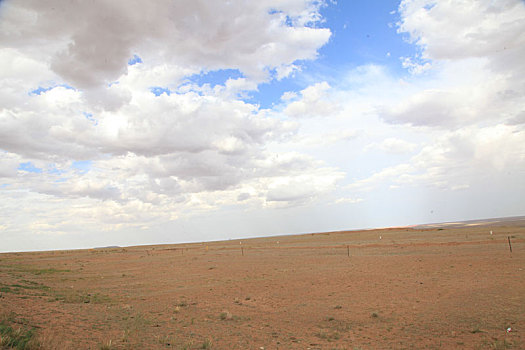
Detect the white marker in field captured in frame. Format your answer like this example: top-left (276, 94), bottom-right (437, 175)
top-left (490, 231), bottom-right (493, 235)
top-left (379, 236), bottom-right (382, 240)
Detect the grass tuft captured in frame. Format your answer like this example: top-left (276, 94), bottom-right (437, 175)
top-left (99, 339), bottom-right (113, 350)
top-left (0, 313), bottom-right (39, 349)
top-left (470, 327), bottom-right (483, 334)
top-left (200, 338), bottom-right (212, 349)
top-left (219, 311), bottom-right (232, 320)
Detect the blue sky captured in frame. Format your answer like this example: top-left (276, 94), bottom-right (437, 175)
top-left (318, 1), bottom-right (411, 69)
top-left (0, 0), bottom-right (524, 252)
top-left (188, 1), bottom-right (417, 109)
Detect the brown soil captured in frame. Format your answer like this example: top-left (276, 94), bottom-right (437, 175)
top-left (1, 225), bottom-right (524, 349)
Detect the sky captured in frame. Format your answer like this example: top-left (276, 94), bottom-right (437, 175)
top-left (0, 0), bottom-right (524, 252)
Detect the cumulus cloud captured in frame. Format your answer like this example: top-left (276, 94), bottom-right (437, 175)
top-left (398, 0), bottom-right (525, 65)
top-left (348, 125), bottom-right (525, 193)
top-left (265, 167), bottom-right (344, 207)
top-left (2, 0), bottom-right (524, 251)
top-left (0, 0), bottom-right (341, 243)
top-left (0, 0), bottom-right (330, 89)
top-left (387, 0), bottom-right (525, 127)
top-left (283, 82), bottom-right (341, 118)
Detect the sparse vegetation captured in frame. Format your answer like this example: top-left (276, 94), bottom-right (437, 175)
top-left (155, 334), bottom-right (172, 346)
top-left (315, 330), bottom-right (341, 341)
top-left (0, 286), bottom-right (14, 294)
top-left (219, 311), bottom-right (232, 320)
top-left (0, 223), bottom-right (523, 348)
top-left (3, 266), bottom-right (70, 276)
top-left (30, 268), bottom-right (70, 275)
top-left (52, 291), bottom-right (111, 304)
top-left (0, 313), bottom-right (39, 349)
top-left (200, 338), bottom-right (212, 349)
top-left (470, 327), bottom-right (483, 334)
top-left (11, 281), bottom-right (50, 291)
top-left (490, 339), bottom-right (512, 349)
top-left (120, 329), bottom-right (130, 343)
top-left (99, 339), bottom-right (113, 350)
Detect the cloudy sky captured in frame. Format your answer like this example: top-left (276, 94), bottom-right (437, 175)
top-left (1, 0), bottom-right (524, 252)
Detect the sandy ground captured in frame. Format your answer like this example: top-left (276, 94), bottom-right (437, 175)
top-left (1, 224), bottom-right (524, 349)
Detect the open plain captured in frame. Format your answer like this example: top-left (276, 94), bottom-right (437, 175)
top-left (1, 221), bottom-right (524, 349)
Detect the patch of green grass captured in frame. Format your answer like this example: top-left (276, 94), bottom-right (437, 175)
top-left (2, 265), bottom-right (70, 276)
top-left (0, 281), bottom-right (53, 298)
top-left (25, 267), bottom-right (70, 275)
top-left (0, 286), bottom-right (16, 294)
top-left (10, 283), bottom-right (50, 291)
top-left (0, 313), bottom-right (39, 349)
top-left (53, 291), bottom-right (111, 304)
top-left (371, 312), bottom-right (379, 318)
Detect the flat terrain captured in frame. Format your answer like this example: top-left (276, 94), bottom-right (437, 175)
top-left (1, 222), bottom-right (524, 349)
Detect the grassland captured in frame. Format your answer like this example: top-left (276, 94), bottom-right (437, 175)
top-left (0, 224), bottom-right (524, 349)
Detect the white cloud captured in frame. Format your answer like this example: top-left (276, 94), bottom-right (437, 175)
top-left (365, 138), bottom-right (417, 154)
top-left (294, 129), bottom-right (360, 146)
top-left (398, 0), bottom-right (525, 64)
top-left (0, 0), bottom-right (330, 89)
top-left (334, 197), bottom-right (364, 204)
top-left (265, 167), bottom-right (345, 207)
top-left (281, 91), bottom-right (299, 101)
top-left (389, 0), bottom-right (525, 128)
top-left (348, 124), bottom-right (525, 193)
top-left (284, 82), bottom-right (340, 118)
top-left (1, 0), bottom-right (524, 251)
top-left (346, 163), bottom-right (414, 192)
top-left (400, 55), bottom-right (431, 75)
top-left (0, 152), bottom-right (21, 178)
top-left (0, 0), bottom-right (340, 250)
